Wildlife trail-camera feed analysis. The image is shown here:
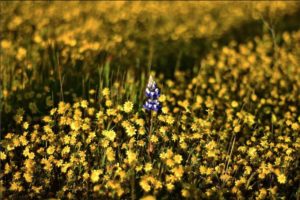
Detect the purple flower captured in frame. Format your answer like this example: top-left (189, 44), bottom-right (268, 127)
top-left (143, 99), bottom-right (162, 112)
top-left (143, 76), bottom-right (162, 112)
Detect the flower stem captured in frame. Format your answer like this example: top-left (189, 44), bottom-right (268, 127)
top-left (147, 111), bottom-right (153, 160)
top-left (130, 169), bottom-right (136, 200)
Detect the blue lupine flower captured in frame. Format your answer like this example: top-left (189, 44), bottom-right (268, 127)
top-left (144, 99), bottom-right (162, 112)
top-left (143, 76), bottom-right (162, 112)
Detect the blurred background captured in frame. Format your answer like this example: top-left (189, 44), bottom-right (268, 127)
top-left (0, 2), bottom-right (300, 130)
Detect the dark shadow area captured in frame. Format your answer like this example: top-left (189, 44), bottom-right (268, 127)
top-left (153, 8), bottom-right (300, 77)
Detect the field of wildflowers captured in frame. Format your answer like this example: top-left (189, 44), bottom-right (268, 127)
top-left (0, 2), bottom-right (300, 199)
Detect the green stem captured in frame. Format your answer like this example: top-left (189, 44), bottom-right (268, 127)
top-left (148, 111), bottom-right (153, 160)
top-left (130, 169), bottom-right (136, 200)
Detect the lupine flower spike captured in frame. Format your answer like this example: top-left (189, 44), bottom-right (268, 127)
top-left (143, 76), bottom-right (162, 112)
top-left (144, 75), bottom-right (162, 159)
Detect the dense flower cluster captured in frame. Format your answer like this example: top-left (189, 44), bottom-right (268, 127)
top-left (143, 76), bottom-right (162, 112)
top-left (1, 31), bottom-right (300, 199)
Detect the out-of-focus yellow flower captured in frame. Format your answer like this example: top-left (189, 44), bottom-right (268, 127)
top-left (83, 172), bottom-right (89, 180)
top-left (23, 122), bottom-right (29, 130)
top-left (0, 152), bottom-right (7, 160)
top-left (1, 40), bottom-right (12, 49)
top-left (105, 100), bottom-right (113, 107)
top-left (102, 88), bottom-right (110, 97)
top-left (16, 47), bottom-right (27, 60)
top-left (166, 183), bottom-right (175, 191)
top-left (23, 172), bottom-right (33, 183)
top-left (126, 150), bottom-right (137, 165)
top-left (47, 146), bottom-right (55, 155)
top-left (81, 100), bottom-right (88, 108)
top-left (140, 179), bottom-right (151, 192)
top-left (231, 101), bottom-right (239, 108)
top-left (62, 146), bottom-right (70, 155)
top-left (144, 163), bottom-right (152, 172)
top-left (140, 195), bottom-right (156, 200)
top-left (234, 125), bottom-right (241, 133)
top-left (181, 189), bottom-right (190, 198)
top-left (91, 169), bottom-right (103, 183)
top-left (106, 147), bottom-right (115, 162)
top-left (291, 122), bottom-right (299, 131)
top-left (32, 186), bottom-right (42, 194)
top-left (158, 94), bottom-right (166, 102)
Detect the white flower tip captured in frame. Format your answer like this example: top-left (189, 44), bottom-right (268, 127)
top-left (148, 75), bottom-right (155, 86)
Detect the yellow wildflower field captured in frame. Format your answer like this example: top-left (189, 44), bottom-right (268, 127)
top-left (0, 2), bottom-right (300, 199)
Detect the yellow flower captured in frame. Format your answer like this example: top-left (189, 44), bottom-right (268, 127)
top-left (291, 122), bottom-right (299, 131)
top-left (140, 195), bottom-right (156, 200)
top-left (166, 183), bottom-right (174, 191)
top-left (91, 169), bottom-right (103, 183)
top-left (126, 150), bottom-right (137, 164)
top-left (62, 146), bottom-right (70, 155)
top-left (162, 107), bottom-right (169, 114)
top-left (234, 125), bottom-right (241, 133)
top-left (105, 100), bottom-right (113, 107)
top-left (172, 165), bottom-right (184, 179)
top-left (1, 40), bottom-right (11, 49)
top-left (174, 154), bottom-right (183, 164)
top-left (199, 165), bottom-right (207, 174)
top-left (81, 100), bottom-right (88, 108)
top-left (47, 146), bottom-right (55, 155)
top-left (150, 135), bottom-right (158, 143)
top-left (166, 149), bottom-right (174, 158)
top-left (107, 108), bottom-right (117, 116)
top-left (93, 184), bottom-right (101, 192)
top-left (231, 101), bottom-right (239, 108)
top-left (16, 47), bottom-right (27, 60)
top-left (248, 147), bottom-right (257, 159)
top-left (140, 180), bottom-right (151, 192)
top-left (5, 163), bottom-right (11, 174)
top-left (158, 94), bottom-right (166, 102)
top-left (23, 122), bottom-right (29, 130)
top-left (181, 189), bottom-right (190, 198)
top-left (166, 159), bottom-right (175, 167)
top-left (102, 130), bottom-right (116, 141)
top-left (58, 102), bottom-right (69, 114)
top-left (138, 127), bottom-right (146, 135)
top-left (257, 188), bottom-right (267, 199)
top-left (10, 182), bottom-right (19, 191)
top-left (70, 121), bottom-right (81, 131)
top-left (245, 166), bottom-right (252, 175)
top-left (101, 139), bottom-right (110, 148)
top-left (166, 115), bottom-right (175, 125)
top-left (102, 88), bottom-right (110, 97)
top-left (32, 186), bottom-right (42, 194)
top-left (277, 174), bottom-right (287, 184)
top-left (89, 89), bottom-right (96, 95)
top-left (136, 118), bottom-right (145, 126)
top-left (24, 172), bottom-right (33, 183)
top-left (123, 101), bottom-right (133, 113)
top-left (0, 152), bottom-right (7, 160)
top-left (41, 158), bottom-right (52, 172)
top-left (83, 172), bottom-right (89, 180)
top-left (144, 163), bottom-right (152, 172)
top-left (106, 147), bottom-right (115, 162)
top-left (28, 152), bottom-right (35, 159)
top-left (123, 123), bottom-right (136, 137)
top-left (19, 135), bottom-right (28, 146)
